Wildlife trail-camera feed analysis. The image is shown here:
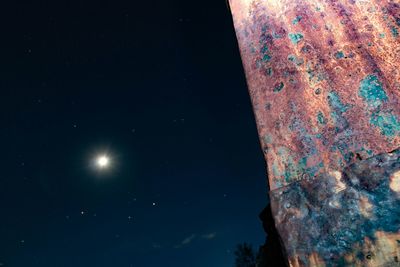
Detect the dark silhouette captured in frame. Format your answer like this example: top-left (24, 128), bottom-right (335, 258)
top-left (234, 243), bottom-right (256, 267)
top-left (256, 205), bottom-right (287, 267)
top-left (234, 205), bottom-right (287, 266)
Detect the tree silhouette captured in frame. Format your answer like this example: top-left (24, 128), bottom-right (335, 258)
top-left (234, 242), bottom-right (256, 267)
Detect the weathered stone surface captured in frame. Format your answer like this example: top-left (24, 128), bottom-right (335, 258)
top-left (270, 149), bottom-right (400, 266)
top-left (229, 0), bottom-right (400, 190)
top-left (229, 0), bottom-right (400, 266)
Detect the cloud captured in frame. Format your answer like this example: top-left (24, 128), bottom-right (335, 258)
top-left (201, 232), bottom-right (217, 240)
top-left (181, 234), bottom-right (196, 245)
top-left (174, 232), bottom-right (216, 248)
top-left (174, 234), bottom-right (196, 248)
top-left (152, 242), bottom-right (162, 249)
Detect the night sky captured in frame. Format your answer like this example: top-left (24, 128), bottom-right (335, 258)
top-left (1, 1), bottom-right (268, 266)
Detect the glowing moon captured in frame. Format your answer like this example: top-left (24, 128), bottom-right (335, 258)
top-left (96, 155), bottom-right (110, 169)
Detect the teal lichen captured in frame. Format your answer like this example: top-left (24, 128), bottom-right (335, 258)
top-left (262, 54), bottom-right (271, 62)
top-left (334, 51), bottom-right (345, 59)
top-left (298, 157), bottom-right (307, 170)
top-left (264, 134), bottom-right (273, 144)
top-left (273, 82), bottom-right (284, 92)
top-left (288, 54), bottom-right (296, 62)
top-left (327, 92), bottom-right (350, 130)
top-left (276, 147), bottom-right (299, 183)
top-left (391, 26), bottom-right (399, 37)
top-left (288, 33), bottom-right (304, 44)
top-left (272, 161), bottom-right (281, 177)
top-left (260, 44), bottom-right (271, 62)
top-left (358, 75), bottom-right (388, 108)
top-left (317, 112), bottom-right (327, 125)
top-left (379, 33), bottom-right (385, 38)
top-left (292, 16), bottom-right (302, 25)
top-left (328, 92), bottom-right (349, 114)
top-left (261, 45), bottom-right (269, 54)
top-left (306, 64), bottom-right (315, 82)
top-left (370, 111), bottom-right (400, 137)
top-left (288, 54), bottom-right (304, 66)
top-left (266, 68), bottom-right (273, 76)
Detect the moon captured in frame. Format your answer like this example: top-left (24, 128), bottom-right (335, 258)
top-left (96, 155), bottom-right (110, 169)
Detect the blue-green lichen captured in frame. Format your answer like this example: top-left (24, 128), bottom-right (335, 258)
top-left (327, 92), bottom-right (350, 131)
top-left (288, 54), bottom-right (304, 66)
top-left (292, 16), bottom-right (302, 25)
top-left (288, 33), bottom-right (304, 44)
top-left (391, 26), bottom-right (399, 37)
top-left (334, 51), bottom-right (345, 59)
top-left (274, 82), bottom-right (284, 92)
top-left (317, 112), bottom-right (327, 125)
top-left (359, 75), bottom-right (388, 108)
top-left (370, 111), bottom-right (400, 137)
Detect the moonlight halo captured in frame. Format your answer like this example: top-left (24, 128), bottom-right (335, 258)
top-left (96, 154), bottom-right (110, 169)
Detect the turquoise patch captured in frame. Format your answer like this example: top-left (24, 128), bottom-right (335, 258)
top-left (359, 75), bottom-right (388, 108)
top-left (334, 51), bottom-right (345, 59)
top-left (262, 54), bottom-right (271, 62)
top-left (288, 33), bottom-right (304, 44)
top-left (370, 111), bottom-right (400, 137)
top-left (292, 16), bottom-right (302, 25)
top-left (328, 92), bottom-right (349, 113)
top-left (391, 26), bottom-right (399, 37)
top-left (317, 112), bottom-right (327, 125)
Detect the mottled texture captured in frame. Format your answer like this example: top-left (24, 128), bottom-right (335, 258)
top-left (229, 0), bottom-right (400, 190)
top-left (229, 0), bottom-right (400, 266)
top-left (270, 149), bottom-right (400, 266)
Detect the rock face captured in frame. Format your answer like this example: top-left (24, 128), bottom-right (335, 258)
top-left (228, 0), bottom-right (400, 266)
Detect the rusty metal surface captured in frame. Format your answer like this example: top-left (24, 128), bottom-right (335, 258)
top-left (270, 148), bottom-right (400, 266)
top-left (229, 0), bottom-right (400, 190)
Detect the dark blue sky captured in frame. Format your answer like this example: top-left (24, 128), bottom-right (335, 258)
top-left (1, 1), bottom-right (268, 266)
